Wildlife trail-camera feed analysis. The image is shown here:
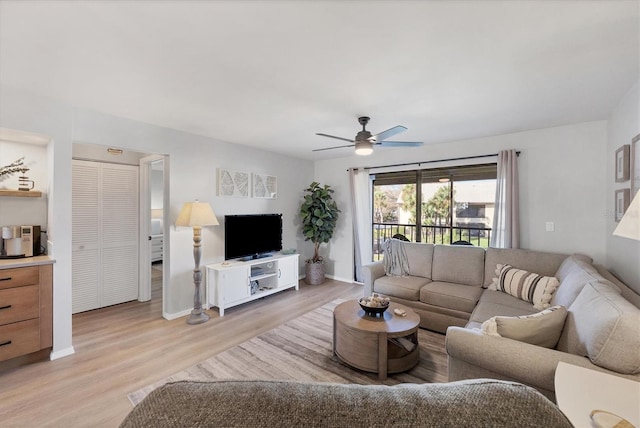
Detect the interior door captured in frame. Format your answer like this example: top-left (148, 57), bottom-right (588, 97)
top-left (138, 154), bottom-right (165, 303)
top-left (71, 160), bottom-right (101, 313)
top-left (72, 160), bottom-right (139, 313)
top-left (101, 163), bottom-right (139, 307)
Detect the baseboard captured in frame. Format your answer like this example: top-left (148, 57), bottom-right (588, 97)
top-left (163, 308), bottom-right (193, 320)
top-left (300, 273), bottom-right (355, 284)
top-left (50, 346), bottom-right (75, 360)
top-left (325, 274), bottom-right (355, 284)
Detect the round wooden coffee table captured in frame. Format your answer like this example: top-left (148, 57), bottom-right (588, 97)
top-left (332, 300), bottom-right (420, 379)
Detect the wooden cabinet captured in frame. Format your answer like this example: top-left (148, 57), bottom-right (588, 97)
top-left (0, 261), bottom-right (53, 362)
top-left (206, 254), bottom-right (299, 316)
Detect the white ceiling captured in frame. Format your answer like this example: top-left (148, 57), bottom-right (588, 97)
top-left (1, 1), bottom-right (638, 161)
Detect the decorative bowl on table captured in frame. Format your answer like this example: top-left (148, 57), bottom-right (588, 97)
top-left (359, 294), bottom-right (390, 317)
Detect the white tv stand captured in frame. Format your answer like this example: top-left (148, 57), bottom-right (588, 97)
top-left (205, 253), bottom-right (299, 316)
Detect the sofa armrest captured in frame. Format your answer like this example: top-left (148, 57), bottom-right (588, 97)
top-left (362, 261), bottom-right (385, 296)
top-left (445, 327), bottom-right (635, 392)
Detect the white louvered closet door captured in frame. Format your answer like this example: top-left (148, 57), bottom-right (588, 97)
top-left (101, 163), bottom-right (139, 306)
top-left (72, 160), bottom-right (139, 313)
top-left (72, 160), bottom-right (101, 313)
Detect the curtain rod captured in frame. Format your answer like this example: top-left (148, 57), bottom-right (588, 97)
top-left (349, 151), bottom-right (520, 171)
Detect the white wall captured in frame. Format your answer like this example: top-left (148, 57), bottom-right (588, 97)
top-left (314, 121), bottom-right (609, 284)
top-left (606, 81), bottom-right (640, 293)
top-left (0, 139), bottom-right (48, 227)
top-left (0, 84), bottom-right (314, 358)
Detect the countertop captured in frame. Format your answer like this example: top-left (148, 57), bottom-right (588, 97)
top-left (0, 255), bottom-right (55, 269)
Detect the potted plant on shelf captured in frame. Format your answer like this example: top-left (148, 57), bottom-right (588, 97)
top-left (299, 181), bottom-right (340, 285)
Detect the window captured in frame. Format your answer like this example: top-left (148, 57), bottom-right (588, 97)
top-left (456, 204), bottom-right (486, 218)
top-left (372, 164), bottom-right (496, 259)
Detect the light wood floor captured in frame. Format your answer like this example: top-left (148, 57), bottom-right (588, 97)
top-left (0, 269), bottom-right (446, 427)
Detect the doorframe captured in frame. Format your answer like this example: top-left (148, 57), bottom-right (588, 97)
top-left (139, 154), bottom-right (169, 315)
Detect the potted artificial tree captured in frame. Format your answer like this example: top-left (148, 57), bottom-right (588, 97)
top-left (300, 181), bottom-right (340, 285)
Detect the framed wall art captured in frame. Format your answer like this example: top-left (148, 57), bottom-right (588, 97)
top-left (615, 144), bottom-right (630, 183)
top-left (252, 173), bottom-right (277, 199)
top-left (218, 168), bottom-right (249, 198)
top-left (614, 188), bottom-right (630, 222)
top-left (631, 134), bottom-right (640, 197)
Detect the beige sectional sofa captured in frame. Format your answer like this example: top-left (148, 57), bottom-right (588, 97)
top-left (362, 241), bottom-right (640, 400)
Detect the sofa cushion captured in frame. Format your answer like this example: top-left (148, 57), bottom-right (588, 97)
top-left (480, 305), bottom-right (568, 348)
top-left (560, 282), bottom-right (640, 374)
top-left (554, 254), bottom-right (594, 282)
top-left (420, 281), bottom-right (483, 313)
top-left (552, 257), bottom-right (608, 308)
top-left (594, 264), bottom-right (639, 308)
top-left (374, 275), bottom-right (430, 301)
top-left (431, 245), bottom-right (485, 287)
top-left (469, 291), bottom-right (538, 324)
top-left (483, 248), bottom-right (567, 288)
top-left (403, 242), bottom-right (434, 278)
top-left (488, 264), bottom-right (560, 310)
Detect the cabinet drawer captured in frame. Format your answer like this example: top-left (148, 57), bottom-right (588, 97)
top-left (0, 267), bottom-right (39, 290)
top-left (0, 285), bottom-right (39, 325)
top-left (0, 318), bottom-right (40, 362)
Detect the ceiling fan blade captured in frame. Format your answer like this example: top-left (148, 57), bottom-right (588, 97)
top-left (379, 141), bottom-right (424, 147)
top-left (373, 125), bottom-right (407, 142)
top-left (312, 143), bottom-right (355, 152)
top-left (315, 133), bottom-right (354, 143)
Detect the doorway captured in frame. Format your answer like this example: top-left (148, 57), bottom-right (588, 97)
top-left (139, 154), bottom-right (169, 317)
top-left (71, 143), bottom-right (168, 318)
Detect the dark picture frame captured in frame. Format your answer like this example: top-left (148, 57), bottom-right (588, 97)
top-left (615, 145), bottom-right (630, 182)
top-left (615, 188), bottom-right (630, 222)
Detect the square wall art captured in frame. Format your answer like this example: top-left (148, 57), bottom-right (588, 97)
top-left (253, 173), bottom-right (277, 199)
top-left (218, 169), bottom-right (249, 198)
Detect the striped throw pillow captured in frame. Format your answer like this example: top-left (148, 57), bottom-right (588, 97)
top-left (488, 264), bottom-right (560, 310)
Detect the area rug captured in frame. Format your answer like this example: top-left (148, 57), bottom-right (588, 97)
top-left (128, 299), bottom-right (448, 405)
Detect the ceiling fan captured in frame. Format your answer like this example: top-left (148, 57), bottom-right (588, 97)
top-left (314, 116), bottom-right (424, 155)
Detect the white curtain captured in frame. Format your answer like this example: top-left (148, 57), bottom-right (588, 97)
top-left (490, 150), bottom-right (520, 248)
top-left (349, 168), bottom-right (372, 283)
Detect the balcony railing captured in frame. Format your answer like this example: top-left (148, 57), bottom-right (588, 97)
top-left (373, 222), bottom-right (492, 256)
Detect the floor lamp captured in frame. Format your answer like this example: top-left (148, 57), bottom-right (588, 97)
top-left (176, 200), bottom-right (219, 324)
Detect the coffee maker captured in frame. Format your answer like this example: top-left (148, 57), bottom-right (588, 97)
top-left (1, 226), bottom-right (24, 258)
top-left (0, 225), bottom-right (41, 258)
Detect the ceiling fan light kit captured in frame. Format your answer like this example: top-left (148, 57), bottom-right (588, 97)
top-left (355, 140), bottom-right (373, 156)
top-left (314, 116), bottom-right (423, 155)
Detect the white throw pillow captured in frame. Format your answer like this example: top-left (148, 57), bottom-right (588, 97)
top-left (488, 264), bottom-right (560, 310)
top-left (481, 305), bottom-right (568, 348)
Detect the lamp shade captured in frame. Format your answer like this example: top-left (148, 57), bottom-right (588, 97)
top-left (175, 200), bottom-right (219, 227)
top-left (613, 191), bottom-right (640, 241)
top-left (355, 141), bottom-right (373, 156)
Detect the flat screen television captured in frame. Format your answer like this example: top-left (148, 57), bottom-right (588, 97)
top-left (224, 214), bottom-right (283, 260)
